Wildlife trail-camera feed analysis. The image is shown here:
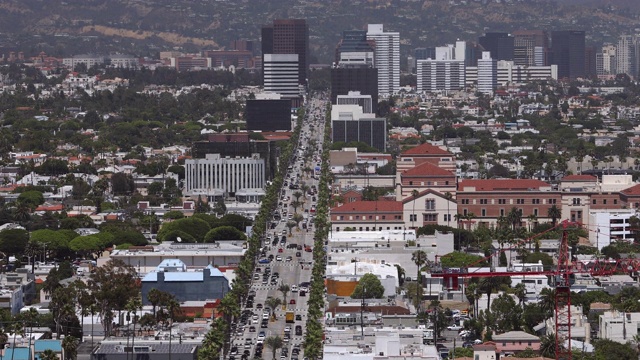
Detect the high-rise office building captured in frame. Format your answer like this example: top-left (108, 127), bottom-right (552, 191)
top-left (478, 32), bottom-right (514, 61)
top-left (617, 35), bottom-right (637, 79)
top-left (336, 91), bottom-right (374, 114)
top-left (585, 46), bottom-right (597, 78)
top-left (513, 30), bottom-right (549, 66)
top-left (367, 24), bottom-right (400, 95)
top-left (246, 94), bottom-right (292, 131)
top-left (330, 67), bottom-right (379, 114)
top-left (477, 52), bottom-right (497, 94)
top-left (416, 59), bottom-right (465, 92)
top-left (551, 30), bottom-right (585, 79)
top-left (262, 19), bottom-right (309, 85)
top-left (335, 30), bottom-right (375, 66)
top-left (263, 54), bottom-right (301, 105)
top-left (331, 104), bottom-right (387, 151)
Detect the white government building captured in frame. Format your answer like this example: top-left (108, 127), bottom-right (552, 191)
top-left (184, 153), bottom-right (266, 198)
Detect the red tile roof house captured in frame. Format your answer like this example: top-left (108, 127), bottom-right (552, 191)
top-left (398, 142), bottom-right (456, 173)
top-left (396, 161), bottom-right (457, 199)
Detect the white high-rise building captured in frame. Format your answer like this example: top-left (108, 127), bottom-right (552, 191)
top-left (416, 59), bottom-right (465, 92)
top-left (336, 91), bottom-right (374, 114)
top-left (185, 153), bottom-right (266, 196)
top-left (435, 45), bottom-right (455, 60)
top-left (477, 51), bottom-right (497, 94)
top-left (263, 54), bottom-right (300, 100)
top-left (617, 35), bottom-right (637, 79)
top-left (367, 24), bottom-right (400, 95)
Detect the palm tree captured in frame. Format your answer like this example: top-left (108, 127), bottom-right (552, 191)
top-left (278, 284), bottom-right (290, 307)
top-left (264, 297), bottom-right (282, 320)
top-left (290, 200), bottom-right (303, 213)
top-left (62, 335), bottom-right (78, 360)
top-left (507, 207), bottom-right (522, 231)
top-left (38, 350), bottom-right (58, 360)
top-left (479, 277), bottom-right (504, 310)
top-left (526, 213), bottom-right (538, 233)
top-left (411, 189), bottom-right (419, 229)
top-left (292, 191), bottom-right (303, 202)
top-left (464, 212), bottom-right (476, 232)
top-left (538, 288), bottom-right (556, 318)
top-left (539, 333), bottom-right (557, 358)
top-left (286, 221), bottom-right (296, 236)
top-left (411, 250), bottom-right (428, 311)
top-left (293, 213), bottom-right (304, 229)
top-left (265, 336), bottom-right (284, 360)
top-left (548, 205), bottom-right (561, 226)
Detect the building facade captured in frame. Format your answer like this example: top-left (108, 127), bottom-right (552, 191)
top-left (330, 67), bottom-right (379, 114)
top-left (551, 30), bottom-right (586, 79)
top-left (331, 104), bottom-right (387, 151)
top-left (416, 59), bottom-right (465, 92)
top-left (477, 51), bottom-right (497, 94)
top-left (262, 54), bottom-right (301, 101)
top-left (184, 153), bottom-right (266, 197)
top-left (478, 32), bottom-right (514, 61)
top-left (246, 97), bottom-right (291, 131)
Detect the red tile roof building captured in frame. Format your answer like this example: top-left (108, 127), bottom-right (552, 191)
top-left (397, 143), bottom-right (455, 173)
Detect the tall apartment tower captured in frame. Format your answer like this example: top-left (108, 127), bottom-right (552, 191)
top-left (262, 19), bottom-right (309, 85)
top-left (596, 45), bottom-right (617, 76)
top-left (617, 35), bottom-right (637, 79)
top-left (416, 59), bottom-right (465, 92)
top-left (477, 52), bottom-right (497, 94)
top-left (367, 24), bottom-right (400, 95)
top-left (478, 32), bottom-right (514, 61)
top-left (551, 30), bottom-right (585, 79)
top-left (513, 30), bottom-right (549, 66)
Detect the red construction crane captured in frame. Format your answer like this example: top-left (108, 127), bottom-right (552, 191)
top-left (430, 220), bottom-right (640, 360)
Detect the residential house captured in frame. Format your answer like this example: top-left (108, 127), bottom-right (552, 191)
top-left (599, 310), bottom-right (640, 344)
top-left (491, 331), bottom-right (541, 355)
top-left (397, 143), bottom-right (456, 173)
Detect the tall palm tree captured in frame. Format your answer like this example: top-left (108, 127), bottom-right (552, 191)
top-left (538, 288), bottom-right (556, 318)
top-left (464, 212), bottom-right (476, 232)
top-left (526, 213), bottom-right (538, 233)
top-left (411, 250), bottom-right (428, 311)
top-left (507, 207), bottom-right (522, 231)
top-left (265, 336), bottom-right (283, 360)
top-left (278, 284), bottom-right (290, 307)
top-left (548, 205), bottom-right (561, 226)
top-left (479, 277), bottom-right (504, 310)
top-left (292, 191), bottom-right (303, 202)
top-left (411, 189), bottom-right (419, 229)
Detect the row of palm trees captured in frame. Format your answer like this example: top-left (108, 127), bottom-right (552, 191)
top-left (198, 106), bottom-right (309, 359)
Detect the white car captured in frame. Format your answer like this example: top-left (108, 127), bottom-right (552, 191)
top-left (290, 285), bottom-right (299, 292)
top-left (447, 325), bottom-right (463, 331)
top-left (276, 255), bottom-right (283, 261)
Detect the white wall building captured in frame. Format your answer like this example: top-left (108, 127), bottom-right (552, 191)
top-left (599, 311), bottom-right (640, 344)
top-left (263, 54), bottom-right (301, 100)
top-left (588, 209), bottom-right (638, 250)
top-left (184, 153), bottom-right (266, 196)
top-left (337, 91), bottom-right (374, 114)
top-left (367, 24), bottom-right (400, 95)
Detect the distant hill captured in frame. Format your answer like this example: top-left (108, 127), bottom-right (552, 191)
top-left (0, 0), bottom-right (639, 63)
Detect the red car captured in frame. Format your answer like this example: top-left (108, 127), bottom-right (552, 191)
top-left (289, 299), bottom-right (296, 304)
top-left (304, 247), bottom-right (312, 252)
top-left (278, 248), bottom-right (284, 253)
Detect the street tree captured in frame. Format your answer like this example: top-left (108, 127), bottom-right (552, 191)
top-left (278, 284), bottom-right (290, 306)
top-left (351, 273), bottom-right (385, 299)
top-left (265, 336), bottom-right (283, 360)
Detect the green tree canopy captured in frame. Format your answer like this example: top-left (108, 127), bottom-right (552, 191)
top-left (17, 190), bottom-right (44, 210)
top-left (157, 217), bottom-right (211, 243)
top-left (351, 273), bottom-right (385, 299)
top-left (30, 229), bottom-right (71, 253)
top-left (203, 226), bottom-right (247, 242)
top-left (69, 235), bottom-right (104, 258)
top-left (0, 229), bottom-right (29, 255)
top-left (440, 252), bottom-right (487, 267)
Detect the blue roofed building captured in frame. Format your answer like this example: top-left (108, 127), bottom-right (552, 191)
top-left (141, 259), bottom-right (229, 305)
top-left (4, 348), bottom-right (31, 360)
top-left (34, 339), bottom-right (63, 360)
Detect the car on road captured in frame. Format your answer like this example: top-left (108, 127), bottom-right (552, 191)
top-left (290, 299), bottom-right (296, 304)
top-left (278, 248), bottom-right (283, 253)
top-left (276, 255), bottom-right (283, 261)
top-left (299, 290), bottom-right (306, 296)
top-left (249, 326), bottom-right (256, 332)
top-left (447, 324), bottom-right (463, 331)
top-left (295, 325), bottom-right (303, 336)
top-left (258, 258), bottom-right (270, 264)
top-left (291, 285), bottom-right (298, 292)
top-left (295, 314), bottom-right (302, 321)
top-left (295, 251), bottom-right (302, 257)
top-left (286, 256), bottom-right (293, 262)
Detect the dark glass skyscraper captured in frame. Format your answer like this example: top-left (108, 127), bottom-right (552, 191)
top-left (551, 30), bottom-right (585, 79)
top-left (262, 19), bottom-right (309, 85)
top-left (478, 32), bottom-right (514, 61)
top-left (335, 30), bottom-right (375, 63)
